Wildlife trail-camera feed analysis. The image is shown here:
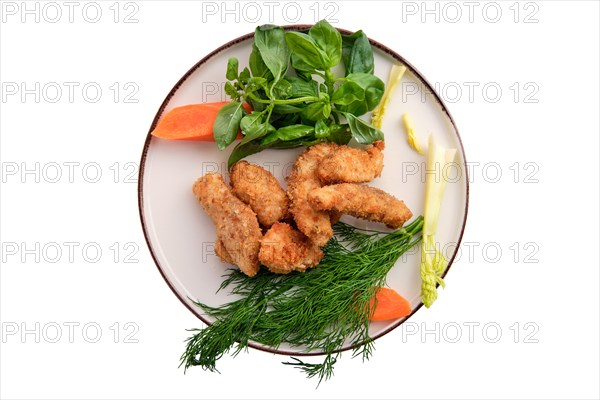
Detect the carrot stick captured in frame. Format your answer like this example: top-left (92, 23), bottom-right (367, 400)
top-left (369, 287), bottom-right (412, 321)
top-left (151, 102), bottom-right (252, 141)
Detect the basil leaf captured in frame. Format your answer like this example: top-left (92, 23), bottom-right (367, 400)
top-left (245, 77), bottom-right (269, 95)
top-left (347, 72), bottom-right (384, 110)
top-left (238, 67), bottom-right (251, 85)
top-left (335, 73), bottom-right (384, 115)
top-left (344, 113), bottom-right (384, 144)
top-left (224, 81), bottom-right (239, 101)
top-left (314, 119), bottom-right (330, 139)
top-left (328, 123), bottom-right (352, 145)
top-left (331, 80), bottom-right (365, 106)
top-left (270, 141), bottom-right (310, 149)
top-left (272, 104), bottom-right (304, 114)
top-left (261, 130), bottom-right (323, 149)
top-left (272, 79), bottom-right (292, 99)
top-left (309, 20), bottom-right (342, 68)
top-left (260, 131), bottom-right (280, 147)
top-left (228, 116), bottom-right (275, 169)
top-left (226, 57), bottom-right (239, 81)
top-left (291, 54), bottom-right (316, 81)
top-left (287, 76), bottom-right (318, 98)
top-left (301, 101), bottom-right (331, 122)
top-left (248, 97), bottom-right (267, 112)
top-left (271, 112), bottom-right (301, 128)
top-left (240, 112), bottom-right (264, 137)
top-left (285, 31), bottom-right (330, 71)
top-left (276, 124), bottom-right (315, 141)
top-left (341, 30), bottom-right (374, 75)
top-left (254, 25), bottom-right (290, 83)
top-left (213, 101), bottom-right (245, 150)
top-left (227, 141), bottom-right (265, 170)
top-left (249, 44), bottom-right (273, 80)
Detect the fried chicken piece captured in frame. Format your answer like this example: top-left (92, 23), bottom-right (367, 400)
top-left (318, 141), bottom-right (385, 184)
top-left (330, 211), bottom-right (342, 225)
top-left (215, 239), bottom-right (234, 264)
top-left (259, 222), bottom-right (323, 274)
top-left (193, 173), bottom-right (261, 277)
top-left (307, 183), bottom-right (413, 229)
top-left (230, 161), bottom-right (289, 227)
top-left (287, 142), bottom-right (339, 246)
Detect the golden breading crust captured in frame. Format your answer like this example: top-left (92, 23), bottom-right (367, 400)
top-left (230, 161), bottom-right (289, 227)
top-left (307, 183), bottom-right (413, 229)
top-left (215, 239), bottom-right (234, 264)
top-left (259, 222), bottom-right (323, 274)
top-left (287, 142), bottom-right (339, 246)
top-left (192, 173), bottom-right (261, 277)
top-left (317, 141), bottom-right (385, 184)
top-left (330, 211), bottom-right (342, 225)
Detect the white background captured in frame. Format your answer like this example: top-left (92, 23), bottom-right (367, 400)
top-left (1, 1), bottom-right (599, 399)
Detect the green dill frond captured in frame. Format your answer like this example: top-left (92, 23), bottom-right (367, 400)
top-left (283, 355), bottom-right (337, 386)
top-left (181, 216), bottom-right (424, 382)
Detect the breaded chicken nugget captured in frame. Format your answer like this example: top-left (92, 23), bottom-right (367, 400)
top-left (230, 161), bottom-right (289, 227)
top-left (215, 239), bottom-right (234, 264)
top-left (307, 183), bottom-right (413, 229)
top-left (330, 211), bottom-right (342, 225)
top-left (318, 141), bottom-right (385, 184)
top-left (259, 222), bottom-right (323, 274)
top-left (287, 142), bottom-right (339, 246)
top-left (193, 173), bottom-right (261, 277)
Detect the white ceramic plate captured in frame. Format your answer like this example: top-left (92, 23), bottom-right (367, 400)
top-left (138, 26), bottom-right (468, 356)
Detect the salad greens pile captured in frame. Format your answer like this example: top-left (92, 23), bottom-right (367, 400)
top-left (212, 20), bottom-right (386, 169)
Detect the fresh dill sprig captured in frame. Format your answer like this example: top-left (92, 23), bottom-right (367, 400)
top-left (283, 356), bottom-right (337, 386)
top-left (180, 216), bottom-right (424, 382)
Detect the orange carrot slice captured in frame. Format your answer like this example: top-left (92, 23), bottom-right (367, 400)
top-left (151, 102), bottom-right (252, 141)
top-left (369, 287), bottom-right (412, 321)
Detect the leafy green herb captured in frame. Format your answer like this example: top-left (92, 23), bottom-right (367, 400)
top-left (314, 119), bottom-right (329, 138)
top-left (275, 124), bottom-right (315, 141)
top-left (328, 124), bottom-right (352, 145)
top-left (238, 67), bottom-right (251, 85)
top-left (239, 112), bottom-right (267, 138)
top-left (290, 53), bottom-right (316, 79)
top-left (181, 217), bottom-right (424, 384)
top-left (253, 25), bottom-right (290, 84)
top-left (219, 20), bottom-right (386, 168)
top-left (341, 30), bottom-right (375, 75)
top-left (332, 80), bottom-right (365, 106)
top-left (344, 113), bottom-right (384, 144)
top-left (271, 78), bottom-right (292, 99)
top-left (335, 73), bottom-right (385, 115)
top-left (308, 20), bottom-right (342, 67)
top-left (249, 44), bottom-right (273, 80)
top-left (285, 31), bottom-right (331, 70)
top-left (226, 57), bottom-right (239, 81)
top-left (301, 100), bottom-right (331, 122)
top-left (227, 140), bottom-right (265, 170)
top-left (213, 101), bottom-right (246, 150)
top-left (272, 104), bottom-right (304, 115)
top-left (286, 76), bottom-right (318, 98)
top-left (224, 81), bottom-right (239, 101)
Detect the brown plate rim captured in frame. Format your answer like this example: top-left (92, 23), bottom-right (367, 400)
top-left (137, 25), bottom-right (469, 358)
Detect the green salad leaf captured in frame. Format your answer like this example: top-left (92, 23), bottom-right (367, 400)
top-left (344, 113), bottom-right (384, 144)
top-left (213, 101), bottom-right (246, 150)
top-left (217, 20), bottom-right (386, 168)
top-left (308, 20), bottom-right (342, 67)
top-left (254, 25), bottom-right (290, 83)
top-left (341, 30), bottom-right (374, 75)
